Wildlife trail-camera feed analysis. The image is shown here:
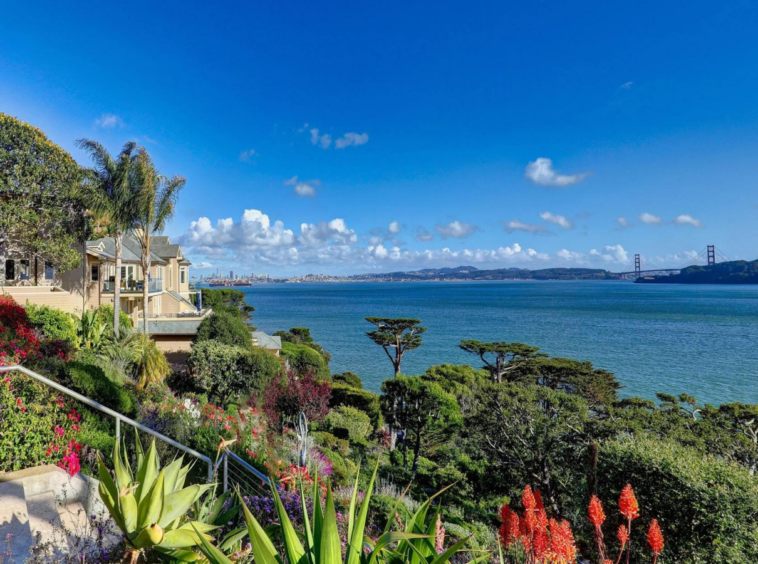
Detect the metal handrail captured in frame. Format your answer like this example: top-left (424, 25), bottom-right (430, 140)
top-left (0, 365), bottom-right (214, 481)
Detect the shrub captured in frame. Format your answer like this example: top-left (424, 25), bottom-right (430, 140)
top-left (597, 435), bottom-right (758, 564)
top-left (282, 341), bottom-right (329, 381)
top-left (263, 370), bottom-right (332, 426)
top-left (333, 371), bottom-right (363, 389)
top-left (24, 303), bottom-right (78, 348)
top-left (57, 358), bottom-right (137, 417)
top-left (330, 383), bottom-right (383, 429)
top-left (194, 310), bottom-right (252, 348)
top-left (311, 431), bottom-right (350, 457)
top-left (323, 405), bottom-right (373, 442)
top-left (94, 304), bottom-right (132, 331)
top-left (131, 333), bottom-right (171, 388)
top-left (187, 340), bottom-right (284, 404)
top-left (0, 296), bottom-right (42, 365)
top-left (198, 288), bottom-right (255, 322)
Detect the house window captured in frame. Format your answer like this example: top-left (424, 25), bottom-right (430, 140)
top-left (121, 266), bottom-right (135, 280)
top-left (19, 260), bottom-right (30, 280)
top-left (4, 260), bottom-right (14, 280)
top-left (180, 268), bottom-right (186, 284)
top-left (91, 264), bottom-right (99, 281)
top-left (44, 261), bottom-right (54, 280)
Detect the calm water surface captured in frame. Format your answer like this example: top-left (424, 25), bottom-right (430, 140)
top-left (221, 281), bottom-right (758, 405)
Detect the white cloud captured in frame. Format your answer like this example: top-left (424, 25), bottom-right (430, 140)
top-left (435, 220), bottom-right (480, 239)
top-left (616, 216), bottom-right (632, 230)
top-left (621, 81), bottom-right (633, 90)
top-left (415, 228), bottom-right (434, 242)
top-left (195, 261), bottom-right (213, 269)
top-left (525, 158), bottom-right (590, 187)
top-left (310, 128), bottom-right (332, 149)
top-left (388, 221), bottom-right (402, 234)
top-left (284, 175), bottom-right (319, 198)
top-left (539, 211), bottom-right (574, 229)
top-left (335, 132), bottom-right (369, 149)
top-left (673, 214), bottom-right (703, 228)
top-left (239, 149), bottom-right (258, 162)
top-left (95, 113), bottom-right (124, 128)
top-left (502, 220), bottom-right (548, 234)
top-left (300, 219), bottom-right (358, 246)
top-left (589, 244), bottom-right (629, 264)
top-left (639, 212), bottom-right (662, 225)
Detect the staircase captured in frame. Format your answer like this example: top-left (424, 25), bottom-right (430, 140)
top-left (0, 465), bottom-right (110, 560)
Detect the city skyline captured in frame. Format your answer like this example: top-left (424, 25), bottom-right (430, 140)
top-left (3, 1), bottom-right (758, 275)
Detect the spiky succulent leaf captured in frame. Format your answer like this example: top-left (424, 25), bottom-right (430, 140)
top-left (160, 483), bottom-right (215, 528)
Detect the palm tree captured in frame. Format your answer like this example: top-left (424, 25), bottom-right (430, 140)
top-left (131, 149), bottom-right (185, 334)
top-left (75, 140), bottom-right (138, 338)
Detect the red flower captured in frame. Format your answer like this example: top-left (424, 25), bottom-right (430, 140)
top-left (522, 485), bottom-right (536, 510)
top-left (619, 484), bottom-right (639, 521)
top-left (547, 519), bottom-right (577, 564)
top-left (617, 524), bottom-right (629, 546)
top-left (588, 494), bottom-right (606, 527)
top-left (647, 519), bottom-right (664, 555)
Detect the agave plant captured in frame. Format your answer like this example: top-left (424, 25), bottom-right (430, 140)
top-left (97, 435), bottom-right (217, 563)
top-left (196, 464), bottom-right (487, 564)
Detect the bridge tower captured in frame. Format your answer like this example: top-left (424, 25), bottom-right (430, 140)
top-left (707, 245), bottom-right (716, 266)
top-left (634, 254), bottom-right (641, 278)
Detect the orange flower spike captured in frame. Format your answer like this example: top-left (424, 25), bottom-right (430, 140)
top-left (618, 484), bottom-right (640, 521)
top-left (533, 489), bottom-right (544, 510)
top-left (547, 519), bottom-right (577, 564)
top-left (522, 485), bottom-right (537, 510)
top-left (617, 524), bottom-right (629, 546)
top-left (499, 503), bottom-right (511, 524)
top-left (647, 519), bottom-right (664, 555)
top-left (588, 494), bottom-right (606, 527)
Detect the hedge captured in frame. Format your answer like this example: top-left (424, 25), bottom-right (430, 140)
top-left (330, 383), bottom-right (383, 429)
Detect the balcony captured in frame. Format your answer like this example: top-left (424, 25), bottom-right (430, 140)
top-left (102, 278), bottom-right (163, 294)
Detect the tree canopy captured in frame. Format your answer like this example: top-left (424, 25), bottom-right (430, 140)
top-left (0, 113), bottom-right (84, 277)
top-left (365, 317), bottom-right (426, 376)
top-left (459, 340), bottom-right (543, 383)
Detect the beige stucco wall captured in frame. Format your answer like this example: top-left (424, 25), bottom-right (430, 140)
top-left (151, 335), bottom-right (193, 353)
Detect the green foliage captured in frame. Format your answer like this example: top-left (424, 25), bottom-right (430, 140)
top-left (187, 340), bottom-right (284, 404)
top-left (323, 405), bottom-right (373, 442)
top-left (96, 437), bottom-right (216, 561)
top-left (199, 465), bottom-right (475, 564)
top-left (282, 340), bottom-right (330, 381)
top-left (381, 375), bottom-right (462, 472)
top-left (312, 431), bottom-right (350, 457)
top-left (0, 113), bottom-right (84, 274)
top-left (330, 383), bottom-right (384, 429)
top-left (458, 340), bottom-right (542, 383)
top-left (333, 371), bottom-right (363, 389)
top-left (597, 436), bottom-right (758, 563)
top-left (131, 332), bottom-right (171, 389)
top-left (421, 364), bottom-right (489, 412)
top-left (199, 288), bottom-right (255, 322)
top-left (58, 356), bottom-right (137, 416)
top-left (24, 303), bottom-right (78, 347)
top-left (365, 317), bottom-right (426, 376)
top-left (94, 304), bottom-right (132, 331)
top-left (195, 310), bottom-right (253, 348)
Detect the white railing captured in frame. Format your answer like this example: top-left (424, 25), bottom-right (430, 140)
top-left (0, 365), bottom-right (214, 481)
top-left (220, 450), bottom-right (270, 497)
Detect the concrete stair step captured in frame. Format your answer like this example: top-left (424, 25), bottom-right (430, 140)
top-left (0, 480), bottom-right (34, 560)
top-left (26, 491), bottom-right (62, 547)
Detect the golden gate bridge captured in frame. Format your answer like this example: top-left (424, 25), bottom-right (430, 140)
top-left (617, 245), bottom-right (732, 280)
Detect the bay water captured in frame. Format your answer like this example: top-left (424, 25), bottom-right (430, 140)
top-left (221, 281), bottom-right (758, 405)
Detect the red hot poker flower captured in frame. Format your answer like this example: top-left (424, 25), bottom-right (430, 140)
top-left (548, 519), bottom-right (577, 564)
top-left (619, 484), bottom-right (640, 521)
top-left (588, 494), bottom-right (606, 527)
top-left (617, 524), bottom-right (629, 546)
top-left (522, 485), bottom-right (536, 510)
top-left (533, 489), bottom-right (544, 510)
top-left (647, 519), bottom-right (664, 555)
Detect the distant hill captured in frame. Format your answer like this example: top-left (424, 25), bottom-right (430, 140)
top-left (637, 260), bottom-right (758, 284)
top-left (351, 266), bottom-right (616, 281)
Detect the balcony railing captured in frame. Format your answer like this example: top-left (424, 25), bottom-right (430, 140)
top-left (102, 278), bottom-right (163, 293)
top-left (136, 308), bottom-right (212, 320)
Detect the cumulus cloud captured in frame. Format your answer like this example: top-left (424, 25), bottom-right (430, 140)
top-left (95, 113), bottom-right (124, 128)
top-left (540, 211), bottom-right (574, 229)
top-left (435, 220), bottom-right (480, 239)
top-left (310, 128), bottom-right (332, 149)
top-left (502, 220), bottom-right (548, 234)
top-left (639, 212), bottom-right (662, 225)
top-left (616, 216), bottom-right (632, 230)
top-left (239, 149), bottom-right (258, 162)
top-left (525, 158), bottom-right (590, 187)
top-left (673, 214), bottom-right (703, 228)
top-left (195, 262), bottom-right (213, 269)
top-left (388, 221), bottom-right (402, 234)
top-left (335, 132), bottom-right (369, 149)
top-left (589, 244), bottom-right (629, 264)
top-left (284, 176), bottom-right (319, 198)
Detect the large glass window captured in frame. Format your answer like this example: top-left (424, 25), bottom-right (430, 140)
top-left (44, 261), bottom-right (54, 280)
top-left (19, 260), bottom-right (30, 280)
top-left (4, 260), bottom-right (14, 280)
top-left (91, 264), bottom-right (99, 281)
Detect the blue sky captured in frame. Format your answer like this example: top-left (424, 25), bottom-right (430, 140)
top-left (3, 1), bottom-right (758, 276)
